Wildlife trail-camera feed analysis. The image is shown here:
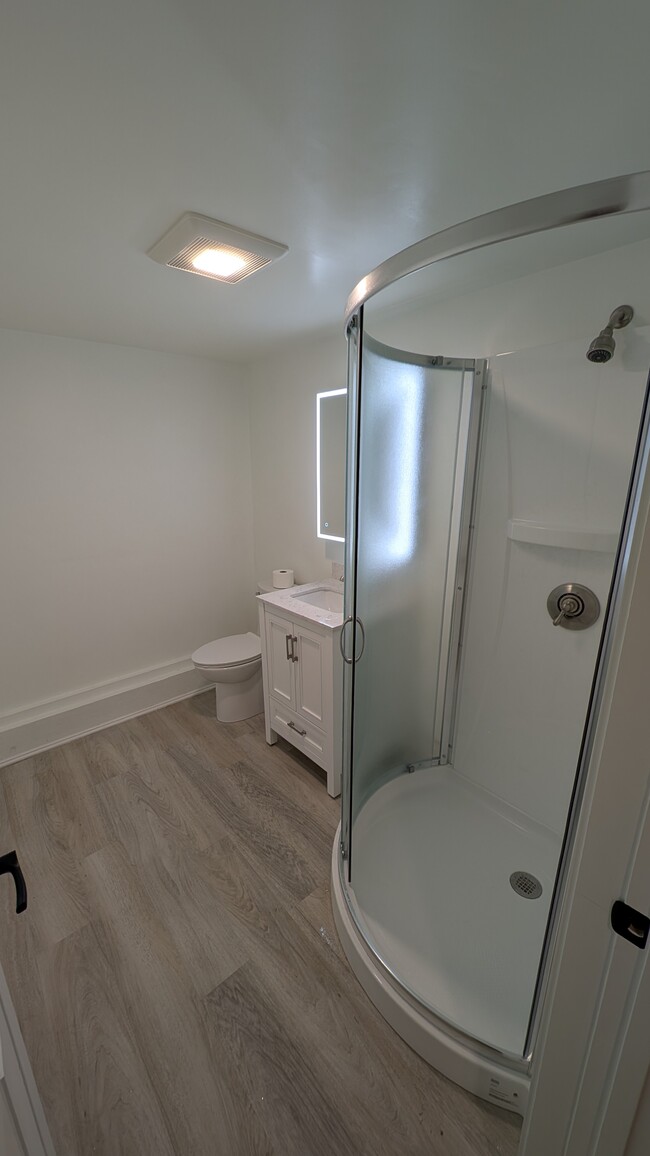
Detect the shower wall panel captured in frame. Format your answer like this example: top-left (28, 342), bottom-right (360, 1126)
top-left (452, 331), bottom-right (649, 833)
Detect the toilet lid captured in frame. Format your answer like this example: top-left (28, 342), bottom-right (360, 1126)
top-left (192, 632), bottom-right (261, 667)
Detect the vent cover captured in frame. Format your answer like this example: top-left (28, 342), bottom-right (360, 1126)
top-left (510, 871), bottom-right (543, 899)
top-left (147, 213), bottom-right (288, 284)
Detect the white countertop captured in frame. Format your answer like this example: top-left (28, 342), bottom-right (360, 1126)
top-left (257, 579), bottom-right (344, 630)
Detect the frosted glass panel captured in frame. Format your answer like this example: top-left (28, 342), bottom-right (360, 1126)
top-left (349, 337), bottom-right (470, 831)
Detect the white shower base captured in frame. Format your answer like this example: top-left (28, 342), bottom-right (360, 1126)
top-left (332, 766), bottom-right (561, 1112)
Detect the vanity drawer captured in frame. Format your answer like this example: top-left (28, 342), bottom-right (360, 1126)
top-left (269, 697), bottom-right (329, 769)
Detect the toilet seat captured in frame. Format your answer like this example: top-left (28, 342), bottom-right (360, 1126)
top-left (191, 632), bottom-right (261, 669)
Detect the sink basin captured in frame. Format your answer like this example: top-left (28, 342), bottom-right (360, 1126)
top-left (292, 587), bottom-right (344, 612)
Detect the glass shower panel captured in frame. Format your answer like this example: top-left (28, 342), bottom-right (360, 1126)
top-left (343, 321), bottom-right (649, 1057)
top-left (348, 335), bottom-right (473, 846)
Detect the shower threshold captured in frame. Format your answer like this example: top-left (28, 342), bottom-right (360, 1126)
top-left (332, 767), bottom-right (561, 1111)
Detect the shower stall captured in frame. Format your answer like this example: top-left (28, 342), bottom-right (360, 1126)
top-left (331, 173), bottom-right (650, 1114)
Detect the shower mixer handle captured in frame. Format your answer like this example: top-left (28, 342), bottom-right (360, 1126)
top-left (547, 583), bottom-right (600, 630)
top-left (552, 594), bottom-right (582, 626)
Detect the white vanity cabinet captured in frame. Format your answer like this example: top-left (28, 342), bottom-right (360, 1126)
top-left (258, 587), bottom-right (343, 797)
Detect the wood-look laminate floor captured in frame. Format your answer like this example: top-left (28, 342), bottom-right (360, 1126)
top-left (0, 693), bottom-right (521, 1156)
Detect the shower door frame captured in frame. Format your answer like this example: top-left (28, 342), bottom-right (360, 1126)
top-left (340, 311), bottom-right (361, 876)
top-left (344, 171), bottom-right (650, 325)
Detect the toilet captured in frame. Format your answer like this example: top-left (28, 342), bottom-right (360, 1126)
top-left (191, 631), bottom-right (263, 723)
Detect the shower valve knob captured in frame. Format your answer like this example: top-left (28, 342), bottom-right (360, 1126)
top-left (552, 594), bottom-right (582, 625)
top-left (547, 584), bottom-right (600, 631)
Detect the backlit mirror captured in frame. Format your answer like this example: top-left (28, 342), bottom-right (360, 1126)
top-left (317, 389), bottom-right (347, 541)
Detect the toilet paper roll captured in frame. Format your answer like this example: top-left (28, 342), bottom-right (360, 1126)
top-left (273, 569), bottom-right (294, 589)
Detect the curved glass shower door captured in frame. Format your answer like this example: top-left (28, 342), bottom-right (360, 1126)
top-left (346, 334), bottom-right (481, 845)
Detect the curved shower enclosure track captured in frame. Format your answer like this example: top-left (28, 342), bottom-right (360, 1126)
top-left (332, 171), bottom-right (650, 1114)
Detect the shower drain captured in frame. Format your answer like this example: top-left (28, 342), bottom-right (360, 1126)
top-left (510, 871), bottom-right (543, 899)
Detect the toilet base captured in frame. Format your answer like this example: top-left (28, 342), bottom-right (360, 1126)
top-left (215, 668), bottom-right (264, 723)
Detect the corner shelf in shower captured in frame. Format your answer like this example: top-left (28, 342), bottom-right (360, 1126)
top-left (507, 519), bottom-right (618, 553)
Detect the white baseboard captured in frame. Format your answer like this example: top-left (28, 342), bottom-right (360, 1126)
top-left (0, 661), bottom-right (214, 767)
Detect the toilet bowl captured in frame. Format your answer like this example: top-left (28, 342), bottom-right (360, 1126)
top-left (191, 632), bottom-right (263, 723)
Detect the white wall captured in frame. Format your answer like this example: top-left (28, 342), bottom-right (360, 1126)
top-left (247, 330), bottom-right (347, 586)
top-left (0, 329), bottom-right (255, 733)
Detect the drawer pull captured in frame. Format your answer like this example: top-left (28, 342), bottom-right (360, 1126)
top-left (285, 633), bottom-right (293, 661)
top-left (292, 635), bottom-right (299, 662)
top-left (288, 720), bottom-right (307, 737)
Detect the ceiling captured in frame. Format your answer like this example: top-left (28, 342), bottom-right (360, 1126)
top-left (1, 0), bottom-right (649, 362)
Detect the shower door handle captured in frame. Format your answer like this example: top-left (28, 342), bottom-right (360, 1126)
top-left (611, 900), bottom-right (649, 949)
top-left (339, 616), bottom-right (366, 664)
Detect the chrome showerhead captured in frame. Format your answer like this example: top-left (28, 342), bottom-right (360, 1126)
top-left (586, 305), bottom-right (634, 363)
top-left (586, 328), bottom-right (616, 363)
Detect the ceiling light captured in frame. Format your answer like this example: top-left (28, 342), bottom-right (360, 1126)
top-left (147, 212), bottom-right (288, 284)
top-left (192, 248), bottom-right (247, 278)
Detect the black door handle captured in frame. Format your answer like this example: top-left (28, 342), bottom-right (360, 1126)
top-left (0, 850), bottom-right (27, 914)
top-left (611, 899), bottom-right (649, 949)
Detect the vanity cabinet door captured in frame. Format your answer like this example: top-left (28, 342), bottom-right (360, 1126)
top-left (259, 599), bottom-right (341, 798)
top-left (265, 612), bottom-right (295, 705)
top-left (294, 624), bottom-right (325, 728)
